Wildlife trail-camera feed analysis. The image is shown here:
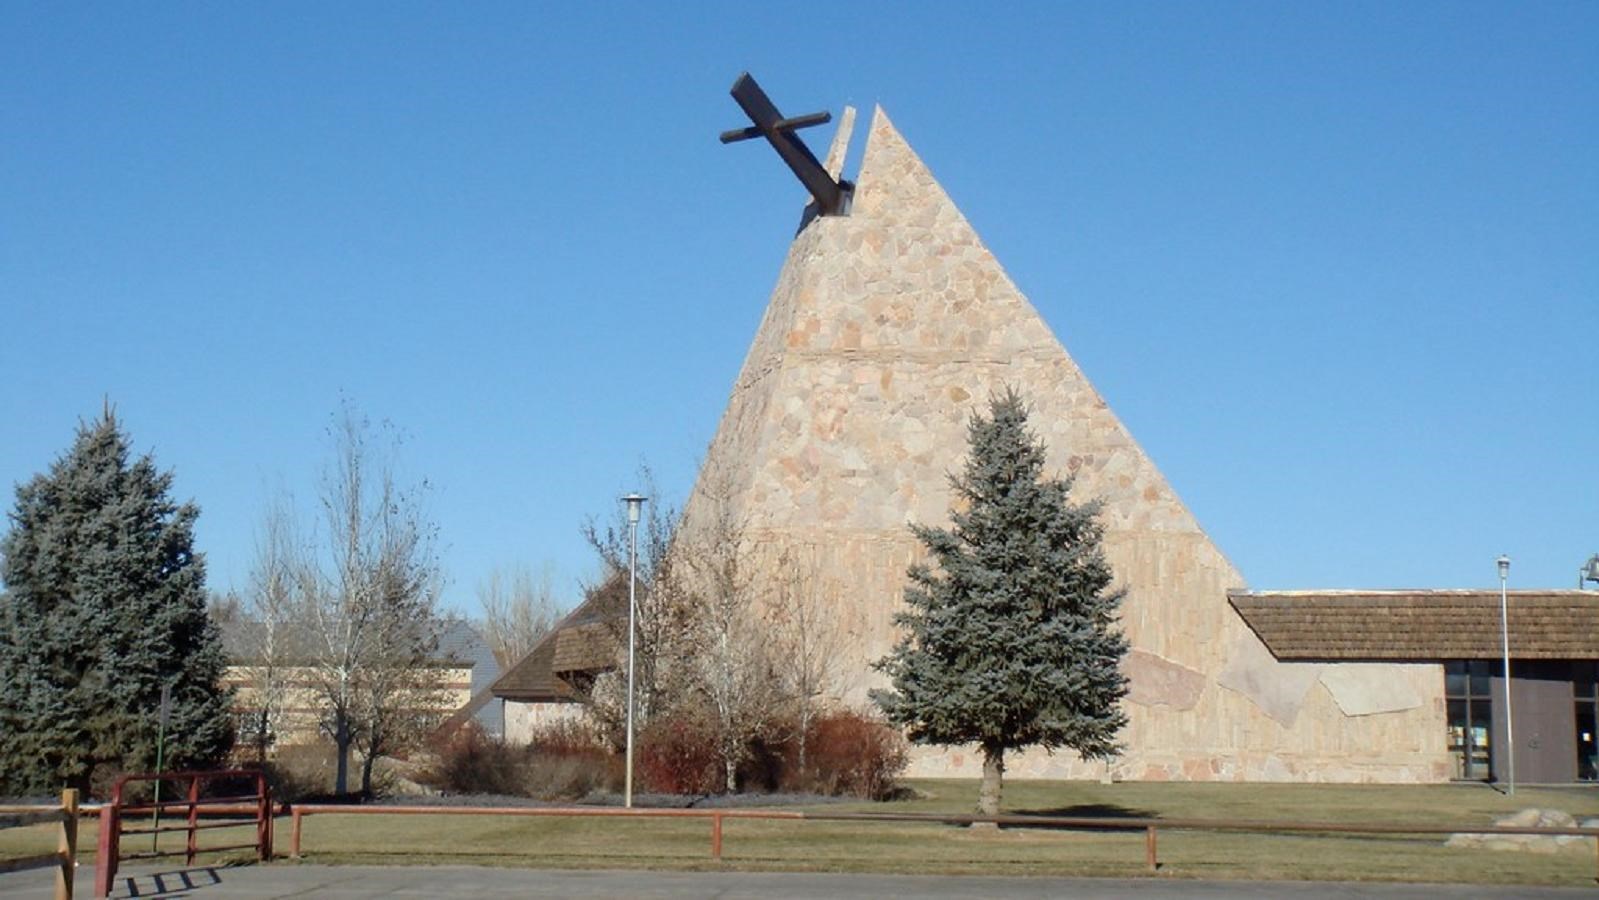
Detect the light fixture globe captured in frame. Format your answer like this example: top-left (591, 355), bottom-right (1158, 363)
top-left (622, 493), bottom-right (646, 524)
top-left (1581, 553), bottom-right (1599, 587)
top-left (1497, 555), bottom-right (1511, 580)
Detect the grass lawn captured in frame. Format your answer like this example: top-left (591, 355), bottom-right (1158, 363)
top-left (4, 779), bottom-right (1598, 886)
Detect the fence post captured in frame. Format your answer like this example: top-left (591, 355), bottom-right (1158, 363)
top-left (1145, 825), bottom-right (1157, 872)
top-left (184, 775), bottom-right (200, 866)
top-left (711, 813), bottom-right (723, 860)
top-left (290, 808), bottom-right (302, 859)
top-left (55, 788), bottom-right (77, 900)
top-left (93, 798), bottom-right (118, 899)
top-left (256, 775), bottom-right (272, 861)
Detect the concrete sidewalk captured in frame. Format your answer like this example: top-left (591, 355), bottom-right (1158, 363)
top-left (3, 865), bottom-right (1595, 899)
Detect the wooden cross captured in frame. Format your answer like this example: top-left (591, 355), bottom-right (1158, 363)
top-left (720, 72), bottom-right (847, 216)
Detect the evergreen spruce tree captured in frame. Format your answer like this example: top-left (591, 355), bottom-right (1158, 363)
top-left (872, 389), bottom-right (1129, 816)
top-left (0, 410), bottom-right (233, 795)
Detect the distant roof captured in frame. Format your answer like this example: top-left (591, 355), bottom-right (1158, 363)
top-left (490, 584), bottom-right (622, 703)
top-left (1230, 590), bottom-right (1599, 661)
top-left (220, 616), bottom-right (486, 667)
top-left (436, 619), bottom-right (493, 665)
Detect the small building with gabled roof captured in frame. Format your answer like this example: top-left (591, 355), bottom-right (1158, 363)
top-left (487, 589), bottom-right (620, 743)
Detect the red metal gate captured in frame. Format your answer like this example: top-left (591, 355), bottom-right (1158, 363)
top-left (93, 770), bottom-right (271, 898)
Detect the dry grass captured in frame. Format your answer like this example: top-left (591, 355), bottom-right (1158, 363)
top-left (4, 779), bottom-right (1598, 886)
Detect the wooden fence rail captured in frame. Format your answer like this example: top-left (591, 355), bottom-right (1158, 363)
top-left (288, 803), bottom-right (1599, 879)
top-left (0, 788), bottom-right (80, 899)
top-left (93, 769), bottom-right (271, 899)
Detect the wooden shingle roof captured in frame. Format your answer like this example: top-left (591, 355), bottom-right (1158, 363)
top-left (551, 623), bottom-right (614, 674)
top-left (1229, 590), bottom-right (1599, 661)
top-left (488, 588), bottom-right (622, 703)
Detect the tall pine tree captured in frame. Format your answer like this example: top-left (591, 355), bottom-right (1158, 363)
top-left (0, 409), bottom-right (233, 795)
top-left (873, 389), bottom-right (1129, 816)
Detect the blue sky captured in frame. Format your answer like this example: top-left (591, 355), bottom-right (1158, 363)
top-left (3, 2), bottom-right (1595, 613)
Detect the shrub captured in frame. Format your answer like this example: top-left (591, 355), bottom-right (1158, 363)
top-left (419, 722), bottom-right (621, 801)
top-left (262, 743), bottom-right (339, 803)
top-left (422, 709), bottom-right (907, 801)
top-left (524, 720), bottom-right (621, 799)
top-left (798, 709), bottom-right (908, 800)
top-left (637, 712), bottom-right (721, 795)
top-left (737, 726), bottom-right (794, 794)
top-left (635, 706), bottom-right (906, 799)
top-left (421, 724), bottom-right (528, 796)
top-left (528, 718), bottom-right (604, 757)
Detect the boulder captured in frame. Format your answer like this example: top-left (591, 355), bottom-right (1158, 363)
top-left (1445, 808), bottom-right (1587, 853)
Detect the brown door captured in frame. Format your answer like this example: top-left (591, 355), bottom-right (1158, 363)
top-left (1492, 665), bottom-right (1578, 784)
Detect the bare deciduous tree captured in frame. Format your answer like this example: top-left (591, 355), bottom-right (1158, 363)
top-left (350, 605), bottom-right (448, 796)
top-left (207, 590), bottom-right (242, 627)
top-left (766, 548), bottom-right (850, 777)
top-left (477, 564), bottom-right (562, 668)
top-left (581, 465), bottom-right (688, 735)
top-left (238, 497), bottom-right (301, 763)
top-left (301, 403), bottom-right (444, 796)
top-left (676, 483), bottom-right (776, 793)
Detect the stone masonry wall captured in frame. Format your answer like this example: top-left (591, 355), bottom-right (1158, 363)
top-left (678, 107), bottom-right (1449, 783)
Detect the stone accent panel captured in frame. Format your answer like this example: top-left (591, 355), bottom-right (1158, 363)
top-left (1218, 631), bottom-right (1323, 727)
top-left (1124, 650), bottom-right (1206, 711)
top-left (1319, 664), bottom-right (1426, 717)
top-left (680, 106), bottom-right (1451, 783)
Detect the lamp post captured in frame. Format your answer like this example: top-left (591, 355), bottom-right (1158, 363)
top-left (1580, 554), bottom-right (1599, 589)
top-left (1497, 554), bottom-right (1514, 796)
top-left (622, 493), bottom-right (647, 809)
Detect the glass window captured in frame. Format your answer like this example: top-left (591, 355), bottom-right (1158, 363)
top-left (1444, 662), bottom-right (1494, 781)
top-left (1447, 699), bottom-right (1469, 779)
top-left (1468, 661), bottom-right (1491, 697)
top-left (1574, 662), bottom-right (1597, 701)
top-left (1469, 699), bottom-right (1492, 778)
top-left (1577, 701), bottom-right (1597, 781)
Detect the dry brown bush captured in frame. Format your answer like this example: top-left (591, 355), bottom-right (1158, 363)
top-left (421, 722), bottom-right (621, 801)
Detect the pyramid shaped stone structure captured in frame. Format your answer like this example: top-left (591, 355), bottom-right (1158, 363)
top-left (680, 107), bottom-right (1445, 781)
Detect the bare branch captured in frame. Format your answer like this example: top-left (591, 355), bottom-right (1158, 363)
top-left (293, 400), bottom-right (445, 796)
top-left (765, 546), bottom-right (851, 776)
top-left (673, 473), bottom-right (777, 793)
top-left (477, 563), bottom-right (563, 668)
top-left (581, 464), bottom-right (687, 734)
top-left (237, 494), bottom-right (302, 762)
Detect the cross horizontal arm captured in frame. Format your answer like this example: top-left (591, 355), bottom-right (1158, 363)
top-left (718, 111), bottom-right (833, 145)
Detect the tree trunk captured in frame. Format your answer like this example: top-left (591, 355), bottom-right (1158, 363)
top-left (797, 710), bottom-right (809, 779)
top-left (333, 716), bottom-right (350, 796)
top-left (977, 744), bottom-right (1004, 818)
top-left (360, 751), bottom-right (376, 798)
top-left (256, 711), bottom-right (270, 765)
top-left (725, 754), bottom-right (737, 795)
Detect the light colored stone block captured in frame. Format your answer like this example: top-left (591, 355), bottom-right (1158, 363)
top-left (1319, 664), bottom-right (1425, 717)
top-left (1124, 650), bottom-right (1206, 711)
top-left (1218, 632), bottom-right (1322, 727)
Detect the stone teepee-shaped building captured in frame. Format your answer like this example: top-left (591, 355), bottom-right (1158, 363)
top-left (675, 105), bottom-right (1450, 783)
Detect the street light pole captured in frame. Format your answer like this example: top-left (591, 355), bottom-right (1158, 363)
top-left (622, 493), bottom-right (647, 809)
top-left (1497, 554), bottom-right (1514, 796)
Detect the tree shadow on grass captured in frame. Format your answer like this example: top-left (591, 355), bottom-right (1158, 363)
top-left (1008, 803), bottom-right (1160, 831)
